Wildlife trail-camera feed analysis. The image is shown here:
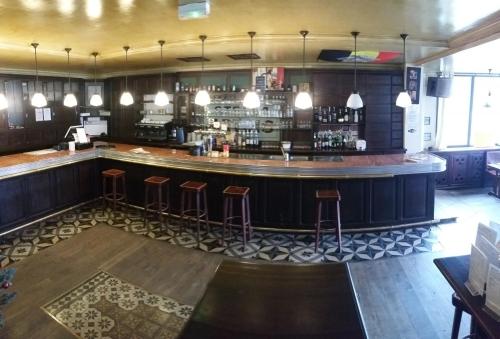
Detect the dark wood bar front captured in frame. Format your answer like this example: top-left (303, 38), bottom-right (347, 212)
top-left (0, 144), bottom-right (445, 233)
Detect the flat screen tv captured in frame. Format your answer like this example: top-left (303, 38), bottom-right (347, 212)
top-left (426, 77), bottom-right (452, 98)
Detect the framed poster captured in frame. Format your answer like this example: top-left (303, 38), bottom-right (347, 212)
top-left (85, 81), bottom-right (104, 107)
top-left (407, 67), bottom-right (421, 105)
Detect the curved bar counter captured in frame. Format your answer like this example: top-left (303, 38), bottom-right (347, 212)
top-left (0, 144), bottom-right (446, 233)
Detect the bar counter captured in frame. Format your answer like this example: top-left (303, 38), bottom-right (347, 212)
top-left (0, 143), bottom-right (445, 180)
top-left (0, 144), bottom-right (445, 233)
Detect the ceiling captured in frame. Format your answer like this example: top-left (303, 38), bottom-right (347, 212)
top-left (0, 0), bottom-right (499, 78)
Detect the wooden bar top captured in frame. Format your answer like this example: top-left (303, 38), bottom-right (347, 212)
top-left (0, 143), bottom-right (446, 180)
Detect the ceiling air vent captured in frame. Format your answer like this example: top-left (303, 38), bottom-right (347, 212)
top-left (178, 0), bottom-right (210, 20)
top-left (227, 53), bottom-right (260, 60)
top-left (177, 57), bottom-right (210, 62)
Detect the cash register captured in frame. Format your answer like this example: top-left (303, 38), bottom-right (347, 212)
top-left (55, 125), bottom-right (93, 151)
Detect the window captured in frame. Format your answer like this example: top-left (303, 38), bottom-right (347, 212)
top-left (441, 74), bottom-right (500, 147)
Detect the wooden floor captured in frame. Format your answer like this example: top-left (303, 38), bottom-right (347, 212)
top-left (4, 224), bottom-right (469, 339)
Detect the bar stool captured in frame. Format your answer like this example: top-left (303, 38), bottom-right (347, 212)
top-left (179, 181), bottom-right (209, 243)
top-left (102, 169), bottom-right (127, 212)
top-left (315, 189), bottom-right (342, 253)
top-left (451, 292), bottom-right (472, 339)
top-left (222, 186), bottom-right (252, 247)
top-left (144, 176), bottom-right (171, 230)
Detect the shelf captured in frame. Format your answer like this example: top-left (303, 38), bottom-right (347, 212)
top-left (313, 122), bottom-right (364, 126)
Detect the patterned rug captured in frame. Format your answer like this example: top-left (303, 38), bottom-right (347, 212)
top-left (0, 201), bottom-right (442, 267)
top-left (42, 271), bottom-right (192, 339)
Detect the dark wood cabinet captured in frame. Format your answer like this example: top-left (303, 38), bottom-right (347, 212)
top-left (432, 150), bottom-right (488, 189)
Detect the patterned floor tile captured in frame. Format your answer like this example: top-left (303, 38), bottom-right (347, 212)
top-left (0, 199), bottom-right (449, 267)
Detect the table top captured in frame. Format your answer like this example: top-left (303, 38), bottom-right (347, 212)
top-left (488, 163), bottom-right (500, 171)
top-left (179, 260), bottom-right (367, 339)
top-left (433, 255), bottom-right (500, 339)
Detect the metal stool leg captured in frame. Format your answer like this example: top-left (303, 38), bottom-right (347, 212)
top-left (102, 176), bottom-right (107, 211)
top-left (222, 196), bottom-right (228, 246)
top-left (241, 196), bottom-right (247, 247)
top-left (144, 184), bottom-right (149, 224)
top-left (336, 200), bottom-right (342, 253)
top-left (158, 184), bottom-right (163, 229)
top-left (315, 201), bottom-right (322, 253)
top-left (245, 195), bottom-right (252, 238)
top-left (196, 191), bottom-right (201, 245)
top-left (112, 177), bottom-right (117, 212)
top-left (179, 190), bottom-right (185, 235)
top-left (203, 188), bottom-right (210, 233)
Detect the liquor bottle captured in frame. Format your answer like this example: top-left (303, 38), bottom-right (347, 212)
top-left (313, 107), bottom-right (319, 122)
top-left (354, 110), bottom-right (359, 123)
top-left (313, 132), bottom-right (317, 150)
top-left (332, 106), bottom-right (337, 123)
top-left (241, 130), bottom-right (246, 147)
top-left (344, 108), bottom-right (349, 122)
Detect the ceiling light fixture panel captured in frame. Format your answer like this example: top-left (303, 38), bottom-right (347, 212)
top-left (178, 0), bottom-right (210, 20)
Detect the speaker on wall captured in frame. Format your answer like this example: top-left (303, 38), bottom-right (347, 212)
top-left (426, 77), bottom-right (452, 98)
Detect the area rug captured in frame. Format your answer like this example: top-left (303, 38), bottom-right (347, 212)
top-left (0, 201), bottom-right (443, 267)
top-left (42, 271), bottom-right (192, 339)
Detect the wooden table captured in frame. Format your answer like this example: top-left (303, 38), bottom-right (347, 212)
top-left (434, 255), bottom-right (500, 339)
top-left (179, 260), bottom-right (367, 339)
top-left (487, 163), bottom-right (500, 198)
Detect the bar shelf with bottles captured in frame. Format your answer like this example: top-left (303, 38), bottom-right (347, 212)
top-left (312, 105), bottom-right (365, 151)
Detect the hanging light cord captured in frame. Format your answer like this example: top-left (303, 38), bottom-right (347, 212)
top-left (93, 53), bottom-right (98, 85)
top-left (124, 46), bottom-right (129, 91)
top-left (302, 32), bottom-right (306, 75)
top-left (249, 32), bottom-right (255, 86)
top-left (200, 35), bottom-right (207, 88)
top-left (401, 34), bottom-right (408, 91)
top-left (32, 43), bottom-right (40, 90)
top-left (159, 40), bottom-right (165, 90)
top-left (66, 48), bottom-right (71, 89)
top-left (353, 32), bottom-right (358, 91)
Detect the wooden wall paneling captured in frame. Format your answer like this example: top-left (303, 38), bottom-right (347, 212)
top-left (450, 153), bottom-right (468, 186)
top-left (400, 175), bottom-right (430, 220)
top-left (263, 178), bottom-right (298, 226)
top-left (337, 179), bottom-right (367, 226)
top-left (54, 164), bottom-right (78, 208)
top-left (26, 171), bottom-right (54, 217)
top-left (370, 177), bottom-right (397, 223)
top-left (77, 160), bottom-right (99, 202)
top-left (0, 177), bottom-right (26, 228)
top-left (466, 152), bottom-right (485, 186)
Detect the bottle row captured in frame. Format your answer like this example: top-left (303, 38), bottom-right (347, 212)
top-left (313, 130), bottom-right (357, 150)
top-left (313, 105), bottom-right (363, 124)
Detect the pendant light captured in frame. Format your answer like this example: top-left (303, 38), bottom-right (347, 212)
top-left (294, 30), bottom-right (313, 110)
top-left (154, 40), bottom-right (169, 107)
top-left (194, 35), bottom-right (211, 106)
top-left (346, 31), bottom-right (364, 109)
top-left (395, 33), bottom-right (412, 108)
top-left (242, 31), bottom-right (260, 109)
top-left (120, 46), bottom-right (134, 106)
top-left (89, 52), bottom-right (103, 106)
top-left (63, 48), bottom-right (78, 108)
top-left (31, 43), bottom-right (47, 108)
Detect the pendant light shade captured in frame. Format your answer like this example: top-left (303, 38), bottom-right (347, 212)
top-left (90, 52), bottom-right (102, 107)
top-left (154, 90), bottom-right (169, 106)
top-left (64, 93), bottom-right (78, 107)
top-left (155, 40), bottom-right (169, 107)
top-left (120, 46), bottom-right (134, 106)
top-left (295, 30), bottom-right (312, 110)
top-left (0, 93), bottom-right (8, 110)
top-left (295, 91), bottom-right (313, 110)
top-left (243, 31), bottom-right (260, 109)
top-left (396, 33), bottom-right (412, 108)
top-left (195, 35), bottom-right (211, 106)
top-left (346, 31), bottom-right (364, 109)
top-left (63, 48), bottom-right (78, 108)
top-left (195, 89), bottom-right (211, 106)
top-left (31, 43), bottom-right (47, 108)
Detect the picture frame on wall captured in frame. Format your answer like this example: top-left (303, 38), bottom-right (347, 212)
top-left (407, 66), bottom-right (421, 105)
top-left (85, 82), bottom-right (104, 107)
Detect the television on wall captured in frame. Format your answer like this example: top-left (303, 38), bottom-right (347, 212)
top-left (426, 77), bottom-right (452, 98)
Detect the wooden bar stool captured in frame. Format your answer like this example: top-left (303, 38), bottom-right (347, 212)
top-left (222, 186), bottom-right (252, 247)
top-left (102, 169), bottom-right (127, 212)
top-left (179, 180), bottom-right (209, 244)
top-left (144, 176), bottom-right (170, 230)
top-left (315, 189), bottom-right (342, 253)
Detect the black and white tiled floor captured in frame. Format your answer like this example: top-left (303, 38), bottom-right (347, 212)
top-left (0, 201), bottom-right (442, 266)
